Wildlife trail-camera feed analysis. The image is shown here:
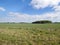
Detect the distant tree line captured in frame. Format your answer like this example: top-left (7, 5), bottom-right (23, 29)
top-left (32, 20), bottom-right (52, 24)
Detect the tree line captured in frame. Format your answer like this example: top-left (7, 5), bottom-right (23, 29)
top-left (32, 20), bottom-right (52, 24)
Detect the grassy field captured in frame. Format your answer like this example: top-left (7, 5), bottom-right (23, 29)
top-left (0, 23), bottom-right (60, 45)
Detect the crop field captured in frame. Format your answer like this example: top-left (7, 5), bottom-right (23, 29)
top-left (0, 23), bottom-right (60, 45)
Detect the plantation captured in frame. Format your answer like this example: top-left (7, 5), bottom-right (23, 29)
top-left (0, 23), bottom-right (60, 45)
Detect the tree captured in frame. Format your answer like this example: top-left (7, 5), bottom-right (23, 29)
top-left (32, 20), bottom-right (52, 24)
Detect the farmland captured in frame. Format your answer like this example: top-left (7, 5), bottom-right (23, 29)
top-left (0, 23), bottom-right (60, 45)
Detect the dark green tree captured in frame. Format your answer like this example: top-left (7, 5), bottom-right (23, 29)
top-left (32, 20), bottom-right (52, 24)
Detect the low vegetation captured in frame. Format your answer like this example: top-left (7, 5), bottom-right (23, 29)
top-left (0, 23), bottom-right (60, 45)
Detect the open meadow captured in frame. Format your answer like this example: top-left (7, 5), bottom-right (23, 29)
top-left (0, 23), bottom-right (60, 45)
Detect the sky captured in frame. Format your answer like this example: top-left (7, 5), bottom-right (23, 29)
top-left (0, 0), bottom-right (60, 22)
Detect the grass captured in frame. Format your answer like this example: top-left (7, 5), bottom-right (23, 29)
top-left (0, 23), bottom-right (60, 45)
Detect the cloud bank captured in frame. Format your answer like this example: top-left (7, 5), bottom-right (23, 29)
top-left (7, 10), bottom-right (60, 22)
top-left (0, 10), bottom-right (60, 22)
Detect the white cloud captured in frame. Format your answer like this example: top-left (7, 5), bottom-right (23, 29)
top-left (22, 0), bottom-right (60, 22)
top-left (7, 10), bottom-right (60, 22)
top-left (53, 6), bottom-right (60, 12)
top-left (1, 4), bottom-right (60, 22)
top-left (0, 10), bottom-right (60, 22)
top-left (30, 0), bottom-right (60, 9)
top-left (0, 7), bottom-right (6, 11)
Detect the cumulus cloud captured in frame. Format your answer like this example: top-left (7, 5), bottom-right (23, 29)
top-left (21, 0), bottom-right (60, 22)
top-left (53, 6), bottom-right (60, 12)
top-left (0, 7), bottom-right (6, 11)
top-left (1, 9), bottom-right (60, 22)
top-left (8, 11), bottom-right (60, 22)
top-left (30, 0), bottom-right (60, 9)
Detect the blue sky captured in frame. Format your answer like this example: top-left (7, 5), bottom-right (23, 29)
top-left (0, 0), bottom-right (60, 22)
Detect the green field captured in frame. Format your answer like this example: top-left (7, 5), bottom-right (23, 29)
top-left (0, 23), bottom-right (60, 45)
